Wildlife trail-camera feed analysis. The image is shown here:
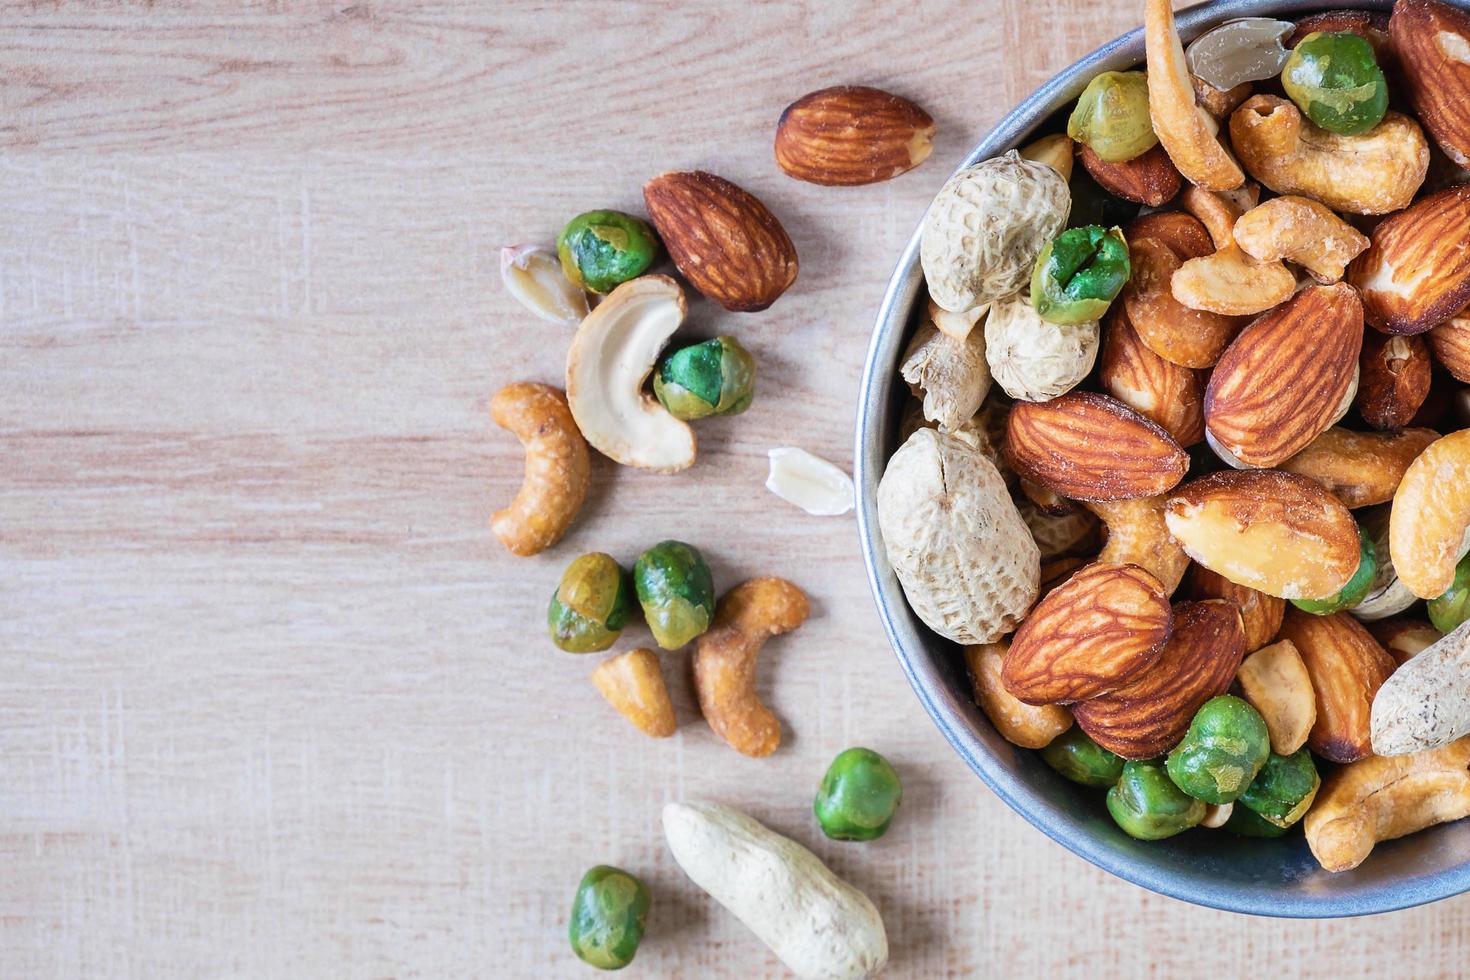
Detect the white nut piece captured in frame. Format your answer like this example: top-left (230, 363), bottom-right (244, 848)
top-left (565, 275), bottom-right (696, 472)
top-left (1372, 619), bottom-right (1470, 757)
top-left (766, 447), bottom-right (854, 517)
top-left (878, 427), bottom-right (1040, 644)
top-left (985, 291), bottom-right (1099, 402)
top-left (1232, 195), bottom-right (1370, 283)
top-left (901, 319), bottom-right (991, 430)
top-left (1201, 802), bottom-right (1235, 829)
top-left (663, 801), bottom-right (887, 980)
top-left (928, 295), bottom-right (987, 341)
top-left (920, 150), bottom-right (1070, 313)
top-left (499, 244), bottom-right (589, 325)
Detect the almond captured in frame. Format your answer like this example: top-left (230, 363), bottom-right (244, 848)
top-left (1429, 310), bottom-right (1470, 382)
top-left (1164, 470), bottom-right (1361, 601)
top-left (1289, 9), bottom-right (1392, 53)
top-left (1204, 283), bottom-right (1364, 468)
top-left (1098, 304), bottom-right (1205, 447)
top-left (1121, 234), bottom-right (1243, 368)
top-left (1077, 143), bottom-right (1182, 207)
top-left (1001, 562), bottom-right (1172, 705)
top-left (1349, 185), bottom-right (1470, 334)
top-left (643, 171), bottom-right (798, 312)
top-left (1184, 564), bottom-right (1285, 653)
top-left (775, 85), bottom-right (935, 186)
top-left (1005, 391), bottom-right (1188, 502)
top-left (1278, 426), bottom-right (1440, 508)
top-left (1278, 608), bottom-right (1396, 764)
top-left (1073, 599), bottom-right (1245, 759)
top-left (1368, 617), bottom-right (1445, 666)
top-left (1358, 331), bottom-right (1434, 429)
top-left (1123, 211), bottom-right (1214, 258)
top-left (1390, 0), bottom-right (1470, 168)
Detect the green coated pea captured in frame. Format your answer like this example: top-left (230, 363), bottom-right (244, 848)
top-left (1429, 554), bottom-right (1470, 635)
top-left (1282, 32), bottom-right (1388, 136)
top-left (1165, 696), bottom-right (1271, 804)
top-left (1292, 522), bottom-right (1375, 615)
top-left (1223, 802), bottom-right (1292, 838)
top-left (549, 553), bottom-right (633, 653)
top-left (814, 747), bottom-right (903, 841)
top-left (1040, 726), bottom-right (1125, 788)
top-left (633, 540), bottom-right (715, 649)
top-left (568, 865), bottom-right (650, 970)
top-left (556, 210), bottom-right (659, 293)
top-left (1030, 226), bottom-right (1130, 325)
top-left (653, 337), bottom-right (756, 420)
top-left (1238, 747), bottom-right (1320, 829)
top-left (1107, 759), bottom-right (1206, 840)
top-left (1066, 71), bottom-right (1158, 162)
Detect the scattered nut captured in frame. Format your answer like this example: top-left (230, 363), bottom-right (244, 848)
top-left (499, 244), bottom-right (590, 325)
top-left (1429, 310), bottom-right (1470, 382)
top-left (1389, 428), bottom-right (1470, 599)
top-left (1018, 132), bottom-right (1075, 181)
top-left (1201, 802), bottom-right (1235, 829)
top-left (1098, 304), bottom-right (1206, 447)
top-left (965, 642), bottom-right (1071, 749)
top-left (1391, 0), bottom-right (1470, 168)
top-left (1369, 617), bottom-right (1445, 665)
top-left (1185, 564), bottom-right (1285, 653)
top-left (1372, 619), bottom-right (1470, 756)
top-left (490, 381), bottom-right (590, 557)
top-left (1144, 0), bottom-right (1245, 190)
top-left (1350, 185), bottom-right (1470, 334)
top-left (902, 319), bottom-right (992, 429)
top-left (692, 578), bottom-right (810, 758)
top-left (1078, 143), bottom-right (1181, 207)
top-left (1083, 496), bottom-right (1190, 595)
top-left (984, 291), bottom-right (1098, 403)
top-left (1172, 186), bottom-right (1296, 317)
top-left (1279, 608), bottom-right (1396, 764)
top-left (765, 447), bottom-right (854, 517)
top-left (1304, 736), bottom-right (1470, 872)
top-left (591, 649), bottom-right (677, 738)
top-left (1237, 639), bottom-right (1317, 755)
top-left (878, 428), bottom-right (1039, 644)
top-left (1359, 332), bottom-right (1434, 428)
top-left (774, 85), bottom-right (935, 185)
top-left (1122, 234), bottom-right (1243, 369)
top-left (1278, 426), bottom-right (1440, 508)
top-left (1232, 195), bottom-right (1370, 282)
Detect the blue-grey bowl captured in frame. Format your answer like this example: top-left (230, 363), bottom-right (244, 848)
top-left (855, 0), bottom-right (1470, 917)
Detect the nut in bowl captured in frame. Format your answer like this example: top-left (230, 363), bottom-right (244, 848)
top-left (856, 0), bottom-right (1470, 917)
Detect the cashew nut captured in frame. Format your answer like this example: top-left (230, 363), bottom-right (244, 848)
top-left (1083, 496), bottom-right (1190, 595)
top-left (1172, 185), bottom-right (1295, 317)
top-left (1279, 426), bottom-right (1440, 509)
top-left (1303, 736), bottom-right (1470, 873)
top-left (1229, 95), bottom-right (1430, 215)
top-left (1233, 196), bottom-right (1370, 283)
top-left (591, 648), bottom-right (676, 738)
top-left (692, 578), bottom-right (810, 757)
top-left (964, 641), bottom-right (1071, 749)
top-left (1144, 0), bottom-right (1245, 190)
top-left (1389, 429), bottom-right (1470, 599)
top-left (489, 381), bottom-right (590, 557)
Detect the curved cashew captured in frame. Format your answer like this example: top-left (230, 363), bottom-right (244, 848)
top-left (1171, 185), bottom-right (1295, 316)
top-left (964, 641), bottom-right (1071, 749)
top-left (490, 381), bottom-right (590, 556)
top-left (692, 578), bottom-right (810, 757)
top-left (1390, 429), bottom-right (1470, 599)
top-left (1083, 496), bottom-right (1189, 595)
top-left (1304, 737), bottom-right (1470, 872)
top-left (591, 649), bottom-right (676, 738)
top-left (1144, 0), bottom-right (1244, 190)
top-left (1019, 132), bottom-right (1075, 183)
top-left (1233, 196), bottom-right (1370, 283)
top-left (1229, 95), bottom-right (1429, 215)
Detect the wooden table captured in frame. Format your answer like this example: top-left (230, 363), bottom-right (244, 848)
top-left (4, 1), bottom-right (1467, 976)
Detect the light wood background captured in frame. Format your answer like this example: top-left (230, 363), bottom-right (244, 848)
top-left (4, 1), bottom-right (1469, 977)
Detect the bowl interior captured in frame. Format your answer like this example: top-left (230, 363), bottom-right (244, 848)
top-left (854, 0), bottom-right (1470, 917)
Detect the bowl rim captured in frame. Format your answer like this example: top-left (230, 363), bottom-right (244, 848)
top-left (852, 0), bottom-right (1470, 918)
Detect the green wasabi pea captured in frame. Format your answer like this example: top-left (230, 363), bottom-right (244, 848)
top-left (548, 552), bottom-right (633, 653)
top-left (1041, 726), bottom-right (1126, 788)
top-left (653, 337), bottom-right (755, 420)
top-left (1429, 554), bottom-right (1470, 635)
top-left (1030, 225), bottom-right (1130, 325)
top-left (814, 747), bottom-right (903, 841)
top-left (1108, 759), bottom-right (1206, 840)
top-left (557, 210), bottom-right (659, 293)
top-left (633, 540), bottom-right (715, 649)
top-left (1238, 748), bottom-right (1320, 830)
top-left (1292, 522), bottom-right (1376, 616)
top-left (568, 865), bottom-right (650, 970)
top-left (1067, 70), bottom-right (1158, 162)
top-left (1282, 32), bottom-right (1388, 136)
top-left (1166, 696), bottom-right (1272, 804)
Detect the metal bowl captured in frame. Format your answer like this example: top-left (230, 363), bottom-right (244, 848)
top-left (854, 0), bottom-right (1470, 917)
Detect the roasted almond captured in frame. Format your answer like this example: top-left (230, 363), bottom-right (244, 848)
top-left (1078, 143), bottom-right (1182, 207)
top-left (1289, 9), bottom-right (1392, 53)
top-left (1164, 470), bottom-right (1361, 601)
top-left (1349, 184), bottom-right (1470, 334)
top-left (1184, 563), bottom-right (1286, 653)
top-left (1390, 0), bottom-right (1470, 168)
top-left (1204, 283), bottom-right (1364, 468)
top-left (643, 170), bottom-right (798, 312)
top-left (1123, 211), bottom-right (1214, 258)
top-left (1122, 235), bottom-right (1243, 368)
top-left (775, 85), bottom-right (935, 186)
top-left (1001, 562), bottom-right (1171, 705)
top-left (1279, 608), bottom-right (1396, 764)
top-left (1429, 310), bottom-right (1470, 383)
top-left (1278, 426), bottom-right (1440, 508)
top-left (1073, 599), bottom-right (1245, 759)
top-left (1099, 304), bottom-right (1205, 447)
top-left (1368, 617), bottom-right (1446, 666)
top-left (1358, 331), bottom-right (1434, 429)
top-left (1005, 392), bottom-right (1188, 502)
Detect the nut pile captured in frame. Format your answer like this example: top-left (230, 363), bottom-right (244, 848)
top-left (880, 0), bottom-right (1470, 872)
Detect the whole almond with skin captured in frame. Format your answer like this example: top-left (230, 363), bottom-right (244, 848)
top-left (1279, 608), bottom-right (1396, 764)
top-left (1077, 143), bottom-right (1182, 207)
top-left (643, 171), bottom-right (798, 312)
top-left (1349, 185), bottom-right (1470, 334)
top-left (1005, 392), bottom-right (1188, 502)
top-left (1358, 331), bottom-right (1433, 429)
top-left (1429, 311), bottom-right (1470, 382)
top-left (1001, 562), bottom-right (1172, 705)
top-left (1390, 0), bottom-right (1470, 167)
top-left (1099, 304), bottom-right (1205, 447)
top-left (1278, 426), bottom-right (1440, 509)
top-left (1122, 235), bottom-right (1243, 369)
top-left (1124, 211), bottom-right (1213, 258)
top-left (775, 85), bottom-right (935, 186)
top-left (1164, 470), bottom-right (1361, 601)
top-left (1185, 564), bottom-right (1285, 654)
top-left (1205, 283), bottom-right (1364, 468)
top-left (1073, 599), bottom-right (1245, 759)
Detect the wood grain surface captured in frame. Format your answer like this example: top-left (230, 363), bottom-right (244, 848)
top-left (3, 1), bottom-right (1468, 977)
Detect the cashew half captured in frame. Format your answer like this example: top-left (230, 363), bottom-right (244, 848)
top-left (565, 275), bottom-right (696, 472)
top-left (1233, 196), bottom-right (1370, 283)
top-left (592, 649), bottom-right (676, 738)
top-left (1172, 185), bottom-right (1295, 316)
top-left (490, 381), bottom-right (590, 556)
top-left (1389, 429), bottom-right (1470, 599)
top-left (693, 578), bottom-right (810, 757)
top-left (1229, 95), bottom-right (1430, 215)
top-left (1144, 0), bottom-right (1245, 190)
top-left (1083, 495), bottom-right (1189, 595)
top-left (1237, 639), bottom-right (1316, 755)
